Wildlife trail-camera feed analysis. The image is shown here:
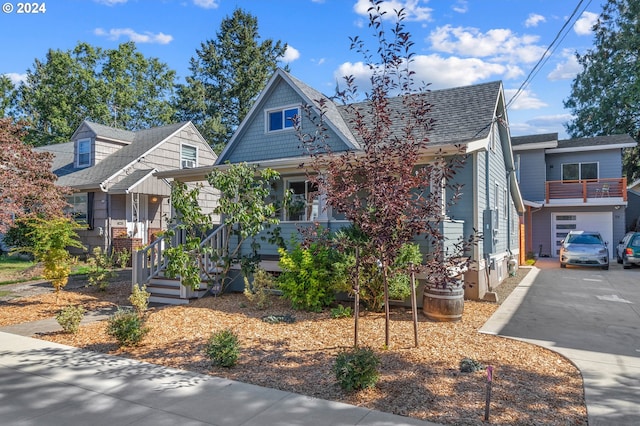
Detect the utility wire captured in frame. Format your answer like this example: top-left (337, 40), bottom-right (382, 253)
top-left (506, 0), bottom-right (593, 109)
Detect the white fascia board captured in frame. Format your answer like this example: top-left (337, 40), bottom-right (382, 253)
top-left (546, 143), bottom-right (636, 154)
top-left (512, 141), bottom-right (558, 151)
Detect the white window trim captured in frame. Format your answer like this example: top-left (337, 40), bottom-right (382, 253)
top-left (180, 143), bottom-right (198, 169)
top-left (265, 104), bottom-right (300, 133)
top-left (283, 177), bottom-right (320, 222)
top-left (76, 138), bottom-right (91, 168)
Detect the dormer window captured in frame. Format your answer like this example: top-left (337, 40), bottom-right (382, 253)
top-left (77, 139), bottom-right (91, 167)
top-left (267, 106), bottom-right (299, 132)
top-left (181, 144), bottom-right (197, 169)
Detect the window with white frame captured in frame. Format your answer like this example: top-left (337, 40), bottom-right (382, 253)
top-left (181, 144), bottom-right (197, 169)
top-left (66, 192), bottom-right (88, 224)
top-left (429, 162), bottom-right (446, 216)
top-left (286, 180), bottom-right (319, 221)
top-left (76, 139), bottom-right (91, 167)
top-left (267, 106), bottom-right (299, 132)
top-left (561, 162), bottom-right (598, 181)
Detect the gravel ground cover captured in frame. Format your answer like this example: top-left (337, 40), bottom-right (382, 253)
top-left (0, 266), bottom-right (587, 425)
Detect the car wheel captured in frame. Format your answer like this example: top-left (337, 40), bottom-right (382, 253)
top-left (602, 265), bottom-right (609, 270)
top-left (617, 254), bottom-right (623, 264)
top-left (623, 258), bottom-right (631, 269)
top-left (560, 263), bottom-right (566, 268)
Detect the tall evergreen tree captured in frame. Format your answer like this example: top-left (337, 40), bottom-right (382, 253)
top-left (0, 75), bottom-right (17, 117)
top-left (16, 42), bottom-right (176, 146)
top-left (564, 0), bottom-right (640, 180)
top-left (174, 8), bottom-right (287, 152)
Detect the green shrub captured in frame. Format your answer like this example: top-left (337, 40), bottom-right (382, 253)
top-left (129, 283), bottom-right (150, 316)
top-left (460, 357), bottom-right (485, 373)
top-left (55, 305), bottom-right (85, 334)
top-left (333, 347), bottom-right (380, 391)
top-left (115, 248), bottom-right (131, 269)
top-left (277, 241), bottom-right (347, 312)
top-left (205, 328), bottom-right (240, 368)
top-left (87, 247), bottom-right (116, 291)
top-left (243, 268), bottom-right (274, 309)
top-left (330, 304), bottom-right (353, 319)
top-left (107, 307), bottom-right (149, 346)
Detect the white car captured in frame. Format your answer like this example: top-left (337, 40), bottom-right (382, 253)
top-left (559, 230), bottom-right (609, 270)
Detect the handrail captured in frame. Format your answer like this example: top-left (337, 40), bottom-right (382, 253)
top-left (132, 224), bottom-right (182, 286)
top-left (199, 225), bottom-right (228, 286)
top-left (545, 177), bottom-right (627, 203)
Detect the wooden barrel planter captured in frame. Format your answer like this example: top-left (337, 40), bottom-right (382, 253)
top-left (422, 285), bottom-right (464, 322)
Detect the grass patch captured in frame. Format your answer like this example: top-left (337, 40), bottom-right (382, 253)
top-left (0, 254), bottom-right (35, 273)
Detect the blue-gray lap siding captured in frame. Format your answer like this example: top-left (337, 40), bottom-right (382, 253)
top-left (545, 149), bottom-right (623, 181)
top-left (221, 80), bottom-right (351, 164)
top-left (516, 149), bottom-right (547, 202)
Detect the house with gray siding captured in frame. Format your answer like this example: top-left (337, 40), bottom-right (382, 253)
top-left (37, 120), bottom-right (218, 256)
top-left (512, 133), bottom-right (636, 259)
top-left (156, 69), bottom-right (525, 302)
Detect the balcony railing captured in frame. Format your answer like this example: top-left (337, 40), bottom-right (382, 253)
top-left (545, 178), bottom-right (627, 203)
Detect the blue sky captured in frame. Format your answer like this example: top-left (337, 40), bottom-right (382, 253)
top-left (0, 0), bottom-right (601, 139)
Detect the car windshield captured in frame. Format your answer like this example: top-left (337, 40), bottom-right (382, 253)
top-left (567, 234), bottom-right (602, 244)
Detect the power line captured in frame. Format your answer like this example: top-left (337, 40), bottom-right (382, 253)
top-left (506, 0), bottom-right (593, 110)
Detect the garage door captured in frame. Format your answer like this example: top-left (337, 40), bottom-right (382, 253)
top-left (552, 212), bottom-right (613, 258)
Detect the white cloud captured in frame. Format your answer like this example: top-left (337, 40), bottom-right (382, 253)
top-left (335, 54), bottom-right (506, 92)
top-left (452, 1), bottom-right (468, 14)
top-left (94, 28), bottom-right (173, 44)
top-left (525, 13), bottom-right (546, 28)
top-left (504, 88), bottom-right (547, 110)
top-left (353, 0), bottom-right (433, 22)
top-left (4, 73), bottom-right (26, 85)
top-left (547, 49), bottom-right (581, 81)
top-left (94, 0), bottom-right (128, 5)
top-left (510, 113), bottom-right (573, 138)
top-left (429, 25), bottom-right (545, 64)
top-left (193, 0), bottom-right (219, 9)
top-left (281, 46), bottom-right (300, 63)
top-left (574, 11), bottom-right (598, 35)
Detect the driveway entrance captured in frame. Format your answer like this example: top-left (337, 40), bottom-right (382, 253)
top-left (481, 258), bottom-right (640, 424)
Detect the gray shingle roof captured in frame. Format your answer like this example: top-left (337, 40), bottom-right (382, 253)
top-left (83, 121), bottom-right (135, 142)
top-left (109, 169), bottom-right (155, 193)
top-left (511, 133), bottom-right (558, 146)
top-left (40, 121), bottom-right (189, 190)
top-left (337, 81), bottom-right (503, 148)
top-left (556, 134), bottom-right (636, 149)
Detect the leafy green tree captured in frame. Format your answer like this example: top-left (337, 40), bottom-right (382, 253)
top-left (15, 42), bottom-right (176, 146)
top-left (165, 163), bottom-right (284, 292)
top-left (564, 0), bottom-right (640, 180)
top-left (0, 75), bottom-right (17, 117)
top-left (174, 8), bottom-right (287, 152)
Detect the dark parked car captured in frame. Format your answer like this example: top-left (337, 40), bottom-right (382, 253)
top-left (616, 231), bottom-right (640, 269)
top-left (559, 230), bottom-right (609, 270)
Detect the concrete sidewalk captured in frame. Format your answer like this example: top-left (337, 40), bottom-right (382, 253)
top-left (0, 331), bottom-right (438, 426)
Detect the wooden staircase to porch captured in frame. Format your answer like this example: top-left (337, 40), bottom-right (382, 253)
top-left (132, 225), bottom-right (228, 305)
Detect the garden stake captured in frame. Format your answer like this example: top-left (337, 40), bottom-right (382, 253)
top-left (410, 264), bottom-right (418, 347)
top-left (484, 365), bottom-right (493, 421)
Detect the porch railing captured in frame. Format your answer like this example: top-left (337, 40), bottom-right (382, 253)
top-left (132, 224), bottom-right (229, 287)
top-left (545, 177), bottom-right (627, 203)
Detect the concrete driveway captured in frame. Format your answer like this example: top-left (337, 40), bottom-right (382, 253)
top-left (481, 258), bottom-right (640, 425)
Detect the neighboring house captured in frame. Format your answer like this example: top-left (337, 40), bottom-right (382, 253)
top-left (512, 133), bottom-right (636, 259)
top-left (154, 68), bottom-right (525, 302)
top-left (37, 120), bottom-right (218, 256)
top-left (625, 179), bottom-right (640, 232)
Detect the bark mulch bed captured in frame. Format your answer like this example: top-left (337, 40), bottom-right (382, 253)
top-left (0, 267), bottom-right (587, 425)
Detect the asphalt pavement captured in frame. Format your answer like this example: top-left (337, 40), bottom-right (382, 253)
top-left (481, 257), bottom-right (640, 425)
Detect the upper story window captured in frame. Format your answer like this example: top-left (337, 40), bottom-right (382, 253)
top-left (267, 106), bottom-right (299, 132)
top-left (181, 144), bottom-right (197, 169)
top-left (76, 139), bottom-right (91, 168)
top-left (562, 162), bottom-right (598, 181)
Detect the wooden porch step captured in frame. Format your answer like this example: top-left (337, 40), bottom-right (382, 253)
top-left (149, 294), bottom-right (190, 305)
